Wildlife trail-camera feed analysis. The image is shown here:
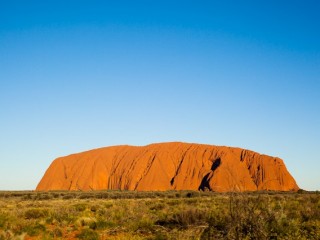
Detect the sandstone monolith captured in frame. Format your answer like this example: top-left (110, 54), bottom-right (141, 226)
top-left (36, 142), bottom-right (299, 192)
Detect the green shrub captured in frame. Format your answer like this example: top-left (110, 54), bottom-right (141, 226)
top-left (73, 203), bottom-right (87, 212)
top-left (149, 202), bottom-right (165, 211)
top-left (21, 194), bottom-right (33, 200)
top-left (0, 213), bottom-right (7, 228)
top-left (62, 194), bottom-right (74, 199)
top-left (76, 229), bottom-right (99, 240)
top-left (156, 209), bottom-right (207, 228)
top-left (51, 227), bottom-right (63, 237)
top-left (52, 192), bottom-right (60, 198)
top-left (50, 208), bottom-right (75, 224)
top-left (23, 223), bottom-right (46, 236)
top-left (25, 208), bottom-right (48, 219)
top-left (131, 218), bottom-right (154, 232)
top-left (90, 219), bottom-right (114, 230)
top-left (90, 205), bottom-right (99, 212)
top-left (185, 191), bottom-right (198, 198)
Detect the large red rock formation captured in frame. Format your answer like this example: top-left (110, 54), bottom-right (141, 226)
top-left (36, 142), bottom-right (299, 192)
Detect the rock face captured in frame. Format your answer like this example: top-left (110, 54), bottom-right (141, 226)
top-left (36, 142), bottom-right (299, 192)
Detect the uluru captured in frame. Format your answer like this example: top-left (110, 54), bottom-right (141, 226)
top-left (36, 142), bottom-right (299, 192)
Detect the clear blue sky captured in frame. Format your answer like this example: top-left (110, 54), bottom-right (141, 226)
top-left (0, 1), bottom-right (319, 191)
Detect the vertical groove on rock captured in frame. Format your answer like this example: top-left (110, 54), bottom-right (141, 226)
top-left (170, 145), bottom-right (193, 186)
top-left (134, 154), bottom-right (157, 190)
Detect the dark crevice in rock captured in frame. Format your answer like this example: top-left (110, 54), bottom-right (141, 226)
top-left (211, 158), bottom-right (221, 171)
top-left (198, 158), bottom-right (221, 191)
top-left (198, 172), bottom-right (212, 191)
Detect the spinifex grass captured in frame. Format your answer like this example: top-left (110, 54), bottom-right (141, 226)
top-left (0, 190), bottom-right (319, 239)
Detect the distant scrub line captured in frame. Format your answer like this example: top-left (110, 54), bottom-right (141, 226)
top-left (0, 190), bottom-right (312, 201)
top-left (0, 190), bottom-right (319, 239)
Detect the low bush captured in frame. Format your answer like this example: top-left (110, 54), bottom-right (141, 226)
top-left (77, 229), bottom-right (99, 240)
top-left (73, 203), bottom-right (87, 212)
top-left (0, 213), bottom-right (7, 228)
top-left (51, 227), bottom-right (63, 238)
top-left (24, 208), bottom-right (48, 219)
top-left (23, 223), bottom-right (46, 236)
